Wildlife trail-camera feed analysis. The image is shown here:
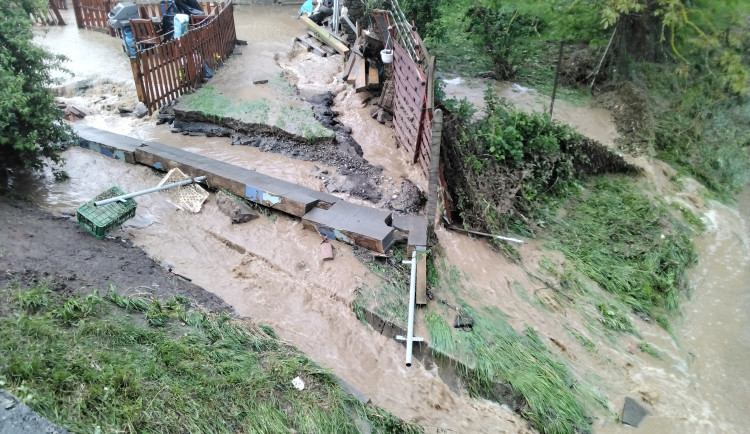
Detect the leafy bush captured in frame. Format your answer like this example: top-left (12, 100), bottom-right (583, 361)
top-left (466, 6), bottom-right (541, 79)
top-left (0, 0), bottom-right (72, 180)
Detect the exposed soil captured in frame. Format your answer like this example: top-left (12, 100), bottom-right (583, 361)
top-left (0, 195), bottom-right (231, 313)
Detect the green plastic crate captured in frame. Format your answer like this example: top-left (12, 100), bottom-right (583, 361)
top-left (76, 186), bottom-right (137, 239)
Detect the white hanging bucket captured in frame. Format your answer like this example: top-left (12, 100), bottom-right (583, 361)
top-left (380, 49), bottom-right (393, 64)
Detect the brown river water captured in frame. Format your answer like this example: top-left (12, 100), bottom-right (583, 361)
top-left (25, 5), bottom-right (750, 433)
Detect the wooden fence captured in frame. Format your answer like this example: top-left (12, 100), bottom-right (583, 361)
top-left (72, 0), bottom-right (225, 34)
top-left (392, 39), bottom-right (435, 176)
top-left (129, 2), bottom-right (236, 114)
top-left (371, 9), bottom-right (436, 176)
top-left (71, 0), bottom-right (115, 34)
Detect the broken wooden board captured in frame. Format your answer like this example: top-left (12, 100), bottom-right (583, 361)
top-left (347, 57), bottom-right (361, 85)
top-left (341, 52), bottom-right (357, 81)
top-left (295, 35), bottom-right (327, 57)
top-left (416, 253), bottom-right (427, 305)
top-left (300, 15), bottom-right (350, 56)
top-left (354, 57), bottom-right (367, 92)
top-left (307, 31), bottom-right (336, 56)
top-left (367, 63), bottom-right (379, 88)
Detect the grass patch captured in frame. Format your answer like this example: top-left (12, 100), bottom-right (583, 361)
top-left (564, 326), bottom-right (596, 353)
top-left (671, 202), bottom-right (706, 233)
top-left (549, 176), bottom-right (698, 326)
top-left (637, 341), bottom-right (663, 359)
top-left (0, 284), bottom-right (419, 433)
top-left (425, 262), bottom-right (604, 434)
top-left (354, 262), bottom-right (409, 329)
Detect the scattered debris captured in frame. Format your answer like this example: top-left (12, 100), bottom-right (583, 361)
top-left (454, 314), bottom-right (474, 331)
top-left (156, 169), bottom-right (209, 213)
top-left (292, 376), bottom-right (305, 391)
top-left (216, 191), bottom-right (259, 224)
top-left (134, 102), bottom-right (148, 118)
top-left (252, 79), bottom-right (268, 85)
top-left (320, 241), bottom-right (334, 261)
top-left (118, 106), bottom-right (133, 114)
top-left (168, 267), bottom-right (192, 282)
top-left (622, 396), bottom-right (648, 427)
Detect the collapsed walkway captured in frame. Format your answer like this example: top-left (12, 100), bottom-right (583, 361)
top-left (72, 124), bottom-right (427, 254)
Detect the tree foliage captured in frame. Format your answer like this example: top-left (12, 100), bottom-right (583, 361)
top-left (0, 0), bottom-right (71, 179)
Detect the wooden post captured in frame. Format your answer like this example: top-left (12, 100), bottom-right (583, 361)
top-left (130, 57), bottom-right (147, 109)
top-left (425, 108), bottom-right (443, 240)
top-left (72, 0), bottom-right (84, 28)
top-left (300, 15), bottom-right (349, 56)
top-left (48, 0), bottom-right (66, 25)
top-left (549, 41), bottom-right (564, 119)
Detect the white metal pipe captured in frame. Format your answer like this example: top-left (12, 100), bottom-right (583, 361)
top-left (94, 176), bottom-right (207, 206)
top-left (404, 250), bottom-right (418, 366)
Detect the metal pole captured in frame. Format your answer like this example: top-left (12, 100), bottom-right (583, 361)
top-left (94, 176), bottom-right (207, 206)
top-left (396, 250), bottom-right (423, 366)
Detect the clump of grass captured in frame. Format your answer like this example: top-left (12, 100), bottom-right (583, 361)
top-left (354, 261), bottom-right (409, 329)
top-left (565, 326), bottom-right (596, 353)
top-left (105, 286), bottom-right (149, 312)
top-left (16, 284), bottom-right (51, 314)
top-left (671, 202), bottom-right (706, 232)
top-left (549, 177), bottom-right (698, 327)
top-left (426, 302), bottom-right (594, 434)
top-left (53, 291), bottom-right (102, 325)
top-left (637, 342), bottom-right (663, 359)
top-left (0, 284), bottom-right (419, 433)
top-left (597, 303), bottom-right (636, 334)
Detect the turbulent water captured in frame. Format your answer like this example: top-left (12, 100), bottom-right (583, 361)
top-left (24, 5), bottom-right (750, 433)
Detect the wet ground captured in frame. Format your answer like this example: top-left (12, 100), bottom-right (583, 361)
top-left (21, 5), bottom-right (750, 433)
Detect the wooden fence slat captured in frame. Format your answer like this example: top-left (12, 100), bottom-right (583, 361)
top-left (129, 1), bottom-right (236, 114)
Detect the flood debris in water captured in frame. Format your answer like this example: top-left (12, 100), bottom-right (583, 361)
top-left (621, 397), bottom-right (648, 427)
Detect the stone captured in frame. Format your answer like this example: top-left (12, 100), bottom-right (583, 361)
top-left (454, 315), bottom-right (474, 330)
top-left (376, 110), bottom-right (393, 123)
top-left (320, 242), bottom-right (334, 261)
top-left (370, 107), bottom-right (380, 118)
top-left (134, 102), bottom-right (149, 118)
top-left (622, 396), bottom-right (648, 427)
top-left (216, 193), bottom-right (259, 224)
top-left (253, 79), bottom-right (268, 84)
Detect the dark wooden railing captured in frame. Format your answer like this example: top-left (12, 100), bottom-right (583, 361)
top-left (392, 38), bottom-right (435, 176)
top-left (72, 0), bottom-right (224, 34)
top-left (129, 2), bottom-right (236, 114)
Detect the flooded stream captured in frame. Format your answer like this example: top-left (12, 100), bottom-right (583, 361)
top-left (26, 4), bottom-right (750, 433)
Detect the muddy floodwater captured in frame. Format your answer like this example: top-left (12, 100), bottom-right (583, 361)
top-left (26, 4), bottom-right (750, 433)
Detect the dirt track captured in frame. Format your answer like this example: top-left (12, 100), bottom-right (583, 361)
top-left (0, 196), bottom-right (231, 313)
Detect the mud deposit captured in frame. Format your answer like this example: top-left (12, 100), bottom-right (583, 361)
top-left (0, 197), bottom-right (230, 313)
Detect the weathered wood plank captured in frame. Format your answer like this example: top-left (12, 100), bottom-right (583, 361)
top-left (296, 35), bottom-right (327, 57)
top-left (299, 15), bottom-right (349, 56)
top-left (416, 253), bottom-right (427, 305)
top-left (354, 57), bottom-right (367, 92)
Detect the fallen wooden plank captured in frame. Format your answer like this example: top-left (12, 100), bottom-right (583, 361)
top-left (347, 57), bottom-right (361, 85)
top-left (307, 31), bottom-right (336, 55)
top-left (300, 15), bottom-right (350, 56)
top-left (295, 35), bottom-right (327, 57)
top-left (416, 253), bottom-right (427, 305)
top-left (367, 62), bottom-right (379, 87)
top-left (341, 52), bottom-right (357, 81)
top-left (341, 14), bottom-right (356, 34)
top-left (322, 26), bottom-right (347, 44)
top-left (354, 57), bottom-right (367, 92)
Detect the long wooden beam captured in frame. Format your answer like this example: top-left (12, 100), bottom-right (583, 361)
top-left (300, 15), bottom-right (349, 56)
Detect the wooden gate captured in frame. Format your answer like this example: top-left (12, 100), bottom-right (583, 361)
top-left (129, 2), bottom-right (236, 114)
top-left (71, 0), bottom-right (115, 34)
